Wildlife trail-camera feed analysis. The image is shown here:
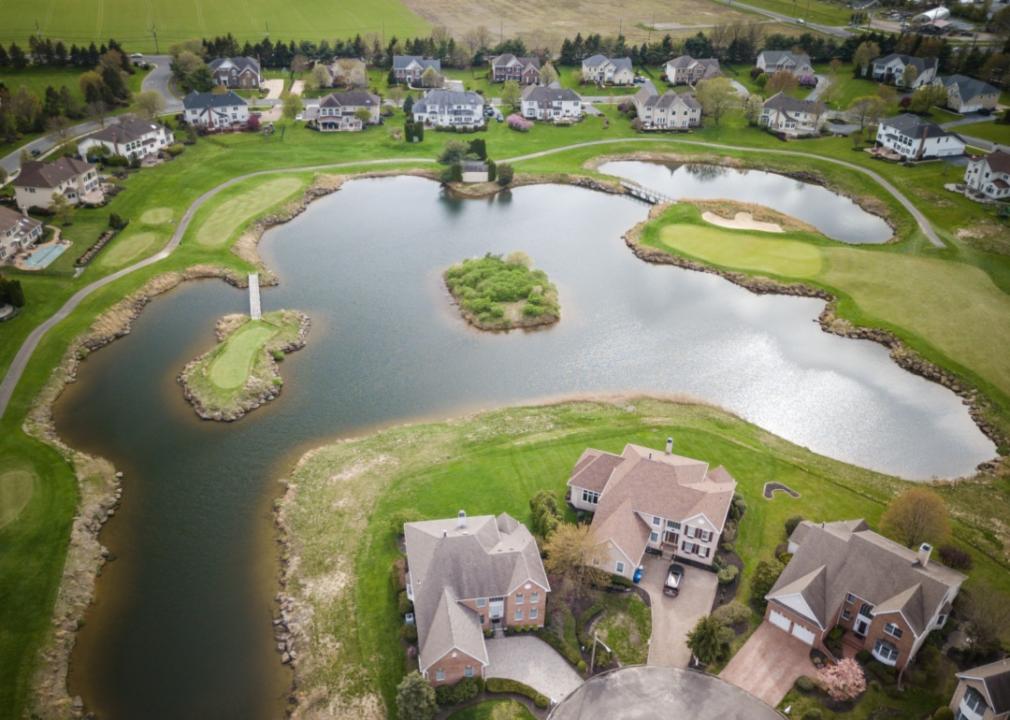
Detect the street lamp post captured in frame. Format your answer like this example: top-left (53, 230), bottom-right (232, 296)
top-left (589, 632), bottom-right (612, 674)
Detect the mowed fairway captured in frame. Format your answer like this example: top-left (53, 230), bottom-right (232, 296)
top-left (193, 176), bottom-right (305, 249)
top-left (659, 223), bottom-right (823, 278)
top-left (96, 231), bottom-right (164, 270)
top-left (208, 321), bottom-right (279, 389)
top-left (0, 470), bottom-right (35, 529)
top-left (0, 0), bottom-right (429, 51)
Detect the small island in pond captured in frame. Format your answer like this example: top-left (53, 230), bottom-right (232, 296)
top-left (179, 309), bottom-right (310, 422)
top-left (444, 252), bottom-right (560, 331)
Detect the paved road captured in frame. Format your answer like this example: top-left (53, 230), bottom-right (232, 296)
top-left (806, 74), bottom-right (829, 102)
top-left (0, 157), bottom-right (434, 419)
top-left (485, 636), bottom-right (583, 704)
top-left (141, 54), bottom-right (183, 113)
top-left (640, 555), bottom-right (718, 668)
top-left (719, 0), bottom-right (854, 37)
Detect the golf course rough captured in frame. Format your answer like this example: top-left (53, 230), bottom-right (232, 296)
top-left (178, 309), bottom-right (310, 421)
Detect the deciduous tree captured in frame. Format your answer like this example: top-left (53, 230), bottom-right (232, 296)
top-left (695, 77), bottom-right (737, 126)
top-left (543, 523), bottom-right (608, 601)
top-left (687, 615), bottom-right (734, 664)
top-left (134, 90), bottom-right (165, 119)
top-left (852, 41), bottom-right (880, 77)
top-left (765, 70), bottom-right (798, 95)
top-left (880, 488), bottom-right (950, 548)
top-left (817, 658), bottom-right (866, 701)
top-left (848, 95), bottom-right (886, 129)
top-left (395, 671), bottom-right (436, 720)
top-left (501, 80), bottom-right (521, 111)
top-left (282, 92), bottom-right (303, 120)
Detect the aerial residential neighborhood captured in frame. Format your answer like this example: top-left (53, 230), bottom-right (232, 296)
top-left (0, 1), bottom-right (1009, 719)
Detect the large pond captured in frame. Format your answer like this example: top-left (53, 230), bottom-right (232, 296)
top-left (55, 177), bottom-right (993, 719)
top-left (598, 160), bottom-right (894, 244)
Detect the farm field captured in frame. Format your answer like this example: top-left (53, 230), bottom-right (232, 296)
top-left (716, 0), bottom-right (852, 25)
top-left (0, 0), bottom-right (429, 52)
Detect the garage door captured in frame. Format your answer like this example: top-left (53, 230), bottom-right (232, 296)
top-left (769, 610), bottom-right (792, 633)
top-left (791, 623), bottom-right (816, 645)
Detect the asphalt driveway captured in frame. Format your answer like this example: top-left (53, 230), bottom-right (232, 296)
top-left (485, 635), bottom-right (583, 705)
top-left (640, 554), bottom-right (719, 667)
top-left (720, 622), bottom-right (816, 706)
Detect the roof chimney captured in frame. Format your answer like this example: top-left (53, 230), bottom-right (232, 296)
top-left (457, 510), bottom-right (467, 529)
top-left (918, 542), bottom-right (932, 568)
top-left (666, 437), bottom-right (673, 455)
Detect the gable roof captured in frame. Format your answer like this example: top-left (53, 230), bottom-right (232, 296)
top-left (758, 50), bottom-right (812, 68)
top-left (490, 53), bottom-right (540, 70)
top-left (404, 513), bottom-right (549, 672)
top-left (208, 56), bottom-right (260, 75)
top-left (14, 156), bottom-right (94, 188)
top-left (0, 205), bottom-right (43, 235)
top-left (873, 53), bottom-right (938, 73)
top-left (582, 55), bottom-right (632, 72)
top-left (393, 55), bottom-right (441, 72)
top-left (319, 90), bottom-right (379, 108)
top-left (414, 89), bottom-right (483, 111)
top-left (666, 56), bottom-right (720, 75)
top-left (84, 118), bottom-right (167, 144)
top-left (183, 90), bottom-right (247, 110)
top-left (881, 113), bottom-right (950, 139)
top-left (941, 73), bottom-right (999, 102)
top-left (975, 149), bottom-right (1010, 174)
top-left (521, 85), bottom-right (582, 104)
top-left (958, 658), bottom-right (1010, 715)
top-left (768, 520), bottom-right (965, 634)
top-left (764, 91), bottom-right (825, 115)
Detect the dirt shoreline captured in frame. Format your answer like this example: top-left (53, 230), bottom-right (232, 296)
top-left (22, 163), bottom-right (1002, 719)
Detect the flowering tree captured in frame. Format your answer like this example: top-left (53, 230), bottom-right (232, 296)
top-left (817, 658), bottom-right (867, 702)
top-left (507, 114), bottom-right (532, 132)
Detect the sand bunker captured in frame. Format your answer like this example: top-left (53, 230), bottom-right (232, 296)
top-left (702, 211), bottom-right (783, 233)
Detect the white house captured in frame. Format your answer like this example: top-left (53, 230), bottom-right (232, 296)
top-left (519, 85), bottom-right (583, 122)
top-left (760, 92), bottom-right (826, 137)
top-left (581, 55), bottom-right (634, 86)
top-left (412, 89), bottom-right (484, 129)
top-left (964, 150), bottom-right (1010, 201)
top-left (632, 80), bottom-right (701, 130)
top-left (309, 90), bottom-right (381, 132)
top-left (664, 55), bottom-right (721, 85)
top-left (0, 206), bottom-right (44, 263)
top-left (870, 54), bottom-right (938, 88)
top-left (207, 57), bottom-right (261, 89)
top-left (78, 118), bottom-right (174, 161)
top-left (875, 113), bottom-right (965, 160)
top-left (13, 157), bottom-right (102, 211)
top-left (755, 51), bottom-right (814, 79)
top-left (937, 74), bottom-right (1000, 113)
top-left (567, 439), bottom-right (737, 577)
top-left (183, 91), bottom-right (250, 130)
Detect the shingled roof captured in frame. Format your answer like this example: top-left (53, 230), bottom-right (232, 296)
top-left (958, 658), bottom-right (1010, 715)
top-left (941, 73), bottom-right (999, 102)
top-left (521, 85), bottom-right (582, 104)
top-left (874, 53), bottom-right (938, 74)
top-left (14, 156), bottom-right (94, 188)
top-left (208, 56), bottom-right (260, 75)
top-left (84, 118), bottom-right (166, 144)
top-left (319, 90), bottom-right (379, 108)
top-left (977, 149), bottom-right (1010, 174)
top-left (881, 113), bottom-right (950, 139)
top-left (764, 91), bottom-right (825, 116)
top-left (405, 513), bottom-right (549, 673)
top-left (183, 90), bottom-right (247, 109)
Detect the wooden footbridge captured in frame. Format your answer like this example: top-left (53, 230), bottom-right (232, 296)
top-left (248, 273), bottom-right (262, 320)
top-left (620, 180), bottom-right (675, 205)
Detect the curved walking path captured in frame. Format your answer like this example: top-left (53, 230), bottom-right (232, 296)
top-left (0, 137), bottom-right (944, 418)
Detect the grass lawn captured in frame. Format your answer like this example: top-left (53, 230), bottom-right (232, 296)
top-left (558, 68), bottom-right (640, 97)
top-left (954, 120), bottom-right (1010, 145)
top-left (447, 699), bottom-right (535, 720)
top-left (208, 322), bottom-right (278, 388)
top-left (592, 593), bottom-right (652, 665)
top-left (0, 470), bottom-right (35, 529)
top-left (719, 0), bottom-right (852, 25)
top-left (811, 63), bottom-right (881, 110)
top-left (281, 398), bottom-right (1010, 718)
top-left (192, 176), bottom-right (307, 248)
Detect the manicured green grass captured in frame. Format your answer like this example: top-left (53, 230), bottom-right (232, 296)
top-left (812, 63), bottom-right (882, 110)
top-left (281, 398), bottom-right (1010, 718)
top-left (558, 68), bottom-right (640, 96)
top-left (208, 322), bottom-right (278, 388)
top-left (954, 120), bottom-right (1010, 145)
top-left (447, 699), bottom-right (535, 720)
top-left (0, 470), bottom-right (34, 529)
top-left (192, 176), bottom-right (306, 248)
top-left (95, 230), bottom-right (164, 270)
top-left (0, 0), bottom-right (429, 52)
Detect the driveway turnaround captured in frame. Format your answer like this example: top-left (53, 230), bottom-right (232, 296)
top-left (720, 622), bottom-right (816, 706)
top-left (548, 665), bottom-right (782, 719)
top-left (485, 636), bottom-right (583, 705)
top-left (640, 554), bottom-right (719, 667)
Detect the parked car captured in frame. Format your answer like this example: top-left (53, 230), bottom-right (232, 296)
top-left (484, 105), bottom-right (495, 118)
top-left (494, 111), bottom-right (504, 122)
top-left (632, 565), bottom-right (644, 584)
top-left (29, 148), bottom-right (41, 157)
top-left (663, 563), bottom-right (684, 597)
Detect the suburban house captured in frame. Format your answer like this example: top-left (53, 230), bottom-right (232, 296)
top-left (870, 53), bottom-right (938, 88)
top-left (489, 54), bottom-right (541, 84)
top-left (755, 50), bottom-right (814, 79)
top-left (581, 55), bottom-right (635, 85)
top-left (13, 157), bottom-right (102, 211)
top-left (328, 58), bottom-right (368, 88)
top-left (567, 439), bottom-right (737, 577)
top-left (404, 512), bottom-right (550, 687)
top-left (765, 519), bottom-right (964, 670)
top-left (949, 658), bottom-right (1010, 720)
top-left (208, 56), bottom-right (262, 89)
top-left (760, 92), bottom-right (826, 137)
top-left (519, 85), bottom-right (583, 122)
top-left (938, 74), bottom-right (1000, 114)
top-left (183, 91), bottom-right (250, 130)
top-left (664, 55), bottom-right (721, 85)
top-left (875, 113), bottom-right (965, 160)
top-left (964, 150), bottom-right (1010, 201)
top-left (309, 91), bottom-right (381, 132)
top-left (77, 118), bottom-right (174, 161)
top-left (412, 89), bottom-right (484, 129)
top-left (0, 206), bottom-right (44, 263)
top-left (632, 80), bottom-right (701, 130)
top-left (393, 55), bottom-right (442, 85)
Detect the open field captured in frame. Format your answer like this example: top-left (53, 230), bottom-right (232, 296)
top-left (714, 0), bottom-right (852, 25)
top-left (955, 121), bottom-right (1010, 145)
top-left (0, 0), bottom-right (429, 52)
top-left (281, 398), bottom-right (1010, 718)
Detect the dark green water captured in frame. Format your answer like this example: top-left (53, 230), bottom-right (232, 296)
top-left (54, 177), bottom-right (993, 718)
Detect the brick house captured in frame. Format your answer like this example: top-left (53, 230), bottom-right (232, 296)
top-left (13, 157), bottom-right (102, 212)
top-left (964, 150), bottom-right (1010, 202)
top-left (404, 512), bottom-right (550, 687)
top-left (664, 55), bottom-right (721, 85)
top-left (392, 55), bottom-right (442, 85)
top-left (489, 54), bottom-right (541, 84)
top-left (567, 439), bottom-right (736, 578)
top-left (949, 658), bottom-right (1010, 720)
top-left (207, 57), bottom-right (262, 89)
top-left (764, 519), bottom-right (964, 671)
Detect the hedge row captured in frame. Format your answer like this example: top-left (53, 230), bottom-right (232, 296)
top-left (485, 677), bottom-right (550, 709)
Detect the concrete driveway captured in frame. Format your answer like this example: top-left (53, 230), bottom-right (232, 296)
top-left (640, 554), bottom-right (719, 668)
top-left (485, 635), bottom-right (583, 705)
top-left (720, 622), bottom-right (816, 707)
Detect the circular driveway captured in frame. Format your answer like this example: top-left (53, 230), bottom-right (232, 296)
top-left (548, 666), bottom-right (783, 720)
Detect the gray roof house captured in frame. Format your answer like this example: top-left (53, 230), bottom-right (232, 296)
top-left (0, 205), bottom-right (44, 262)
top-left (412, 89), bottom-right (485, 129)
top-left (632, 80), bottom-right (701, 130)
top-left (756, 50), bottom-right (814, 78)
top-left (760, 92), bottom-right (826, 137)
top-left (875, 113), bottom-right (965, 160)
top-left (871, 53), bottom-right (938, 88)
top-left (950, 658), bottom-right (1010, 720)
top-left (393, 55), bottom-right (442, 84)
top-left (939, 74), bottom-right (1000, 113)
top-left (77, 118), bottom-right (175, 161)
top-left (581, 54), bottom-right (635, 85)
top-left (489, 53), bottom-right (541, 84)
top-left (665, 55), bottom-right (721, 85)
top-left (520, 84), bottom-right (583, 122)
top-left (208, 56), bottom-right (262, 88)
top-left (404, 512), bottom-right (550, 687)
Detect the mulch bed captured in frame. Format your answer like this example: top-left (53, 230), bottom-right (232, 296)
top-left (711, 550), bottom-right (744, 612)
top-left (763, 482), bottom-right (800, 500)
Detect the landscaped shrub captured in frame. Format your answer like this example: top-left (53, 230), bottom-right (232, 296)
top-left (610, 574), bottom-right (634, 589)
top-left (435, 677), bottom-right (482, 705)
top-left (506, 114), bottom-right (532, 132)
top-left (529, 490), bottom-right (562, 538)
top-left (712, 601), bottom-right (750, 628)
top-left (729, 493), bottom-right (747, 520)
top-left (932, 708), bottom-right (954, 720)
top-left (938, 544), bottom-right (973, 570)
top-left (108, 213), bottom-right (129, 230)
top-left (795, 675), bottom-right (816, 693)
top-left (784, 516), bottom-right (805, 537)
top-left (165, 143), bottom-right (185, 157)
top-left (856, 649), bottom-right (871, 664)
top-left (497, 164), bottom-right (514, 186)
top-left (486, 678), bottom-right (549, 708)
top-left (865, 659), bottom-right (898, 685)
top-left (749, 560), bottom-right (784, 612)
top-left (720, 542), bottom-right (735, 553)
top-left (400, 623), bottom-right (417, 642)
top-left (825, 626), bottom-right (844, 656)
top-left (801, 710), bottom-right (822, 720)
top-left (717, 565), bottom-right (739, 585)
top-left (721, 522), bottom-right (737, 543)
top-left (397, 590), bottom-right (412, 615)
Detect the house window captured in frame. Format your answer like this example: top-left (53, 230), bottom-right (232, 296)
top-left (652, 516), bottom-right (661, 526)
top-left (650, 532), bottom-right (659, 542)
top-left (476, 598), bottom-right (486, 608)
top-left (464, 666), bottom-right (474, 678)
top-left (531, 592), bottom-right (539, 604)
top-left (963, 686), bottom-right (989, 715)
top-left (530, 607), bottom-right (539, 620)
top-left (700, 547), bottom-right (711, 558)
top-left (842, 610), bottom-right (852, 621)
top-left (884, 623), bottom-right (903, 639)
top-left (615, 561), bottom-right (625, 574)
top-left (435, 668), bottom-right (445, 681)
top-left (516, 593), bottom-right (524, 605)
top-left (859, 603), bottom-right (874, 618)
top-left (873, 638), bottom-right (899, 666)
top-left (515, 608), bottom-right (523, 621)
top-left (581, 489), bottom-right (599, 505)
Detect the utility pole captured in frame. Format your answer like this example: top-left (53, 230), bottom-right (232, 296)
top-left (150, 24), bottom-right (160, 54)
top-left (589, 632), bottom-right (612, 674)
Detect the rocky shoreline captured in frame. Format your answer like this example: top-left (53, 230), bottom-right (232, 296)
top-left (624, 208), bottom-right (1006, 470)
top-left (177, 310), bottom-right (311, 422)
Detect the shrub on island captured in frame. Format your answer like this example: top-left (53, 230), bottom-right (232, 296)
top-left (444, 252), bottom-right (559, 331)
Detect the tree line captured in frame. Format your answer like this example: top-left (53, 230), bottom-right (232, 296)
top-left (0, 38), bottom-right (130, 71)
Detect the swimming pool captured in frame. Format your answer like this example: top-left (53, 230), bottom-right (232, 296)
top-left (23, 243), bottom-right (68, 269)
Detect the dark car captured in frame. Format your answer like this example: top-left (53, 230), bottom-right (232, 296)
top-left (663, 563), bottom-right (684, 597)
top-left (30, 148), bottom-right (41, 157)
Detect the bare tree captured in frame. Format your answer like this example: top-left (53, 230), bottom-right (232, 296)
top-left (880, 488), bottom-right (950, 548)
top-left (134, 90), bottom-right (165, 119)
top-left (848, 95), bottom-right (886, 129)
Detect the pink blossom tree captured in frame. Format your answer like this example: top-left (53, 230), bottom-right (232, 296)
top-left (817, 658), bottom-right (867, 702)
